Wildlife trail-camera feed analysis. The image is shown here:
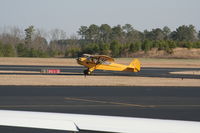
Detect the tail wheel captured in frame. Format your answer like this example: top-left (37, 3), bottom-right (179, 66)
top-left (83, 69), bottom-right (92, 75)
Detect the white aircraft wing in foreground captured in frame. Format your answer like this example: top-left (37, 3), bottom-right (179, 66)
top-left (0, 110), bottom-right (200, 133)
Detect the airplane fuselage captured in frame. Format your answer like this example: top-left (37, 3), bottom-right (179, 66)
top-left (77, 57), bottom-right (134, 72)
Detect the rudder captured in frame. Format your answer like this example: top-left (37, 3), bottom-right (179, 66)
top-left (129, 58), bottom-right (141, 72)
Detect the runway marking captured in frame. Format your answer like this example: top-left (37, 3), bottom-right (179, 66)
top-left (64, 97), bottom-right (200, 108)
top-left (64, 97), bottom-right (156, 108)
top-left (0, 70), bottom-right (38, 73)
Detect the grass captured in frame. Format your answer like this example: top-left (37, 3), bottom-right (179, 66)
top-left (0, 57), bottom-right (200, 68)
top-left (115, 58), bottom-right (200, 68)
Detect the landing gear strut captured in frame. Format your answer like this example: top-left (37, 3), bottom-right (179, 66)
top-left (83, 69), bottom-right (92, 75)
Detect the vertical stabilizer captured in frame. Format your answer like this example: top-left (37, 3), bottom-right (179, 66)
top-left (129, 59), bottom-right (141, 72)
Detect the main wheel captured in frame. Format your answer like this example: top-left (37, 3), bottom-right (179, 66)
top-left (83, 69), bottom-right (91, 75)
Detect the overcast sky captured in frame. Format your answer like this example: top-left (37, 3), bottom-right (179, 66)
top-left (0, 0), bottom-right (199, 35)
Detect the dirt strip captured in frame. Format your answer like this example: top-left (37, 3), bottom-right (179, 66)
top-left (0, 57), bottom-right (200, 68)
top-left (0, 75), bottom-right (199, 86)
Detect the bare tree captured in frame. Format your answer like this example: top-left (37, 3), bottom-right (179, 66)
top-left (32, 29), bottom-right (48, 50)
top-left (0, 26), bottom-right (23, 45)
top-left (49, 29), bottom-right (67, 41)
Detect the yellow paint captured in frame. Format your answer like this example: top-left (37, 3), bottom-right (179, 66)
top-left (64, 97), bottom-right (154, 108)
top-left (77, 54), bottom-right (141, 73)
top-left (64, 97), bottom-right (200, 108)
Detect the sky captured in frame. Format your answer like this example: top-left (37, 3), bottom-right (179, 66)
top-left (0, 0), bottom-right (199, 36)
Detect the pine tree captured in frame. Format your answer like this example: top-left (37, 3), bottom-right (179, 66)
top-left (110, 40), bottom-right (120, 57)
top-left (25, 25), bottom-right (35, 46)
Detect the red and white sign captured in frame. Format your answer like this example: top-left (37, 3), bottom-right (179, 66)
top-left (47, 69), bottom-right (60, 74)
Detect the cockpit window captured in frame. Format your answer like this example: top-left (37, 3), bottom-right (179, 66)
top-left (86, 56), bottom-right (111, 65)
top-left (101, 61), bottom-right (111, 65)
top-left (86, 57), bottom-right (91, 61)
top-left (93, 58), bottom-right (98, 64)
top-left (97, 58), bottom-right (111, 65)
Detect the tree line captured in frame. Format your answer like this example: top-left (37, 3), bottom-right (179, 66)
top-left (0, 24), bottom-right (200, 58)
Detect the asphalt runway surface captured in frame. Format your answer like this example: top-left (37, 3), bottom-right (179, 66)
top-left (0, 65), bottom-right (200, 79)
top-left (0, 86), bottom-right (200, 133)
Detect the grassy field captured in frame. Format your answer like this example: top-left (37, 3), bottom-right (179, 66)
top-left (0, 57), bottom-right (200, 68)
top-left (116, 58), bottom-right (200, 68)
top-left (0, 57), bottom-right (199, 86)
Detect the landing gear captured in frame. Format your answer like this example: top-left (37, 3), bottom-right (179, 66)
top-left (83, 69), bottom-right (92, 75)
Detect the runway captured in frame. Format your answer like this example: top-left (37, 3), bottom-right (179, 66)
top-left (0, 86), bottom-right (200, 132)
top-left (0, 86), bottom-right (200, 119)
top-left (0, 65), bottom-right (200, 79)
top-left (0, 86), bottom-right (200, 133)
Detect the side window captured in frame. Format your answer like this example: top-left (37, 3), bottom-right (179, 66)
top-left (93, 58), bottom-right (98, 64)
top-left (102, 61), bottom-right (111, 65)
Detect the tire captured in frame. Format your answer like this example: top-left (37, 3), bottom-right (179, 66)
top-left (83, 69), bottom-right (91, 75)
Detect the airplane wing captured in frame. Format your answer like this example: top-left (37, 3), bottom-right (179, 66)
top-left (0, 110), bottom-right (200, 133)
top-left (93, 55), bottom-right (115, 62)
top-left (83, 54), bottom-right (114, 62)
top-left (82, 54), bottom-right (114, 63)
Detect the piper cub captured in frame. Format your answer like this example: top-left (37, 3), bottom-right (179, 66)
top-left (77, 54), bottom-right (141, 75)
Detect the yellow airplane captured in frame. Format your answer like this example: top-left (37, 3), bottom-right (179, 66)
top-left (77, 54), bottom-right (141, 75)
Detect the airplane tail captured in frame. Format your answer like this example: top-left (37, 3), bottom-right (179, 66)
top-left (128, 58), bottom-right (141, 72)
